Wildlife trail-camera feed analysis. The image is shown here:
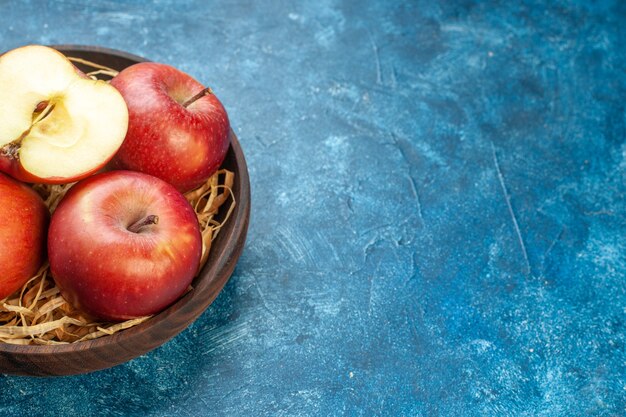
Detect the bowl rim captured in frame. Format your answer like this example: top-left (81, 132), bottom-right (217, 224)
top-left (0, 45), bottom-right (250, 358)
top-left (53, 44), bottom-right (151, 66)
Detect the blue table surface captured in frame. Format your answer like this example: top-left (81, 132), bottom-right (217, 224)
top-left (1, 1), bottom-right (624, 415)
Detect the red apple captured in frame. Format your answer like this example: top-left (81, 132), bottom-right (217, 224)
top-left (109, 62), bottom-right (230, 193)
top-left (0, 173), bottom-right (48, 300)
top-left (0, 45), bottom-right (129, 184)
top-left (48, 170), bottom-right (202, 321)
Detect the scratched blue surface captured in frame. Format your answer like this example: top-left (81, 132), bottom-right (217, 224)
top-left (1, 1), bottom-right (625, 415)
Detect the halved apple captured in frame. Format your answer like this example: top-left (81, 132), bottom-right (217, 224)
top-left (0, 45), bottom-right (128, 184)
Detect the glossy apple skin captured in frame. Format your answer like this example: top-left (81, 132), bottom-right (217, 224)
top-left (48, 170), bottom-right (202, 321)
top-left (0, 156), bottom-right (109, 185)
top-left (110, 62), bottom-right (230, 193)
top-left (0, 173), bottom-right (48, 300)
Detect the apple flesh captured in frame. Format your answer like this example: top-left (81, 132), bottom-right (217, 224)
top-left (109, 62), bottom-right (230, 193)
top-left (0, 45), bottom-right (128, 184)
top-left (48, 170), bottom-right (202, 321)
top-left (0, 173), bottom-right (49, 300)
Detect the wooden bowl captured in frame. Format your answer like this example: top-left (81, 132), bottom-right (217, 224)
top-left (0, 46), bottom-right (250, 376)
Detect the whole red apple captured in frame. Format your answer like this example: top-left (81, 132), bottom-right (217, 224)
top-left (109, 62), bottom-right (230, 193)
top-left (48, 170), bottom-right (202, 321)
top-left (0, 172), bottom-right (48, 300)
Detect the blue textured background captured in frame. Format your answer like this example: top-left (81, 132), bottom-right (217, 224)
top-left (1, 1), bottom-right (625, 415)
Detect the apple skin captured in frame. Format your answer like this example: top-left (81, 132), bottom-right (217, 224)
top-left (109, 62), bottom-right (230, 193)
top-left (48, 170), bottom-right (202, 321)
top-left (0, 156), bottom-right (108, 185)
top-left (0, 173), bottom-right (49, 300)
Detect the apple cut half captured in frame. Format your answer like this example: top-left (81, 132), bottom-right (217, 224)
top-left (0, 45), bottom-right (128, 184)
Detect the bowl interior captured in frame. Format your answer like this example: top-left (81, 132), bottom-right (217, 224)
top-left (0, 45), bottom-right (250, 376)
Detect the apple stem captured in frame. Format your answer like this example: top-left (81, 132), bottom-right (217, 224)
top-left (128, 215), bottom-right (159, 233)
top-left (0, 143), bottom-right (19, 159)
top-left (182, 87), bottom-right (213, 108)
